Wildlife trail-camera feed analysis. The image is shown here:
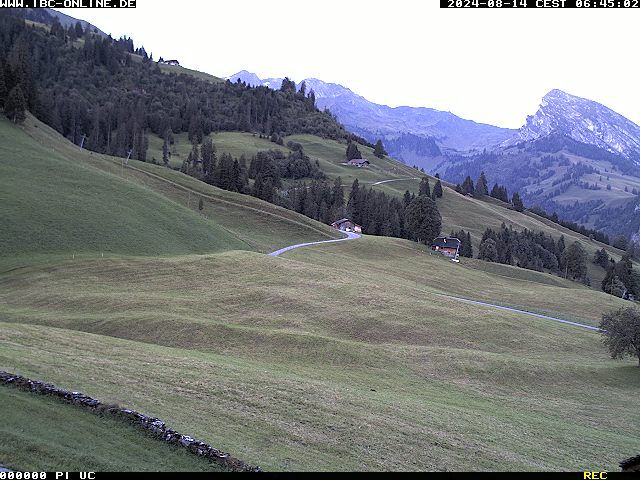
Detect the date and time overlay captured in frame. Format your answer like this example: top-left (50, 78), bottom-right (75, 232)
top-left (443, 0), bottom-right (638, 7)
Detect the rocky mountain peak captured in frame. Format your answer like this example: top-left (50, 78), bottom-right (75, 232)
top-left (515, 89), bottom-right (640, 159)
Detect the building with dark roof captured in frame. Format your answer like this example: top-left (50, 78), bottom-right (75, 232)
top-left (347, 158), bottom-right (370, 167)
top-left (331, 218), bottom-right (362, 233)
top-left (431, 236), bottom-right (461, 260)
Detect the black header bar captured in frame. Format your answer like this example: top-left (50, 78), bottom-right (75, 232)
top-left (441, 0), bottom-right (639, 7)
top-left (0, 0), bottom-right (136, 7)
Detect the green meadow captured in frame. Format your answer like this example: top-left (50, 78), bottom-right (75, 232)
top-left (1, 116), bottom-right (638, 472)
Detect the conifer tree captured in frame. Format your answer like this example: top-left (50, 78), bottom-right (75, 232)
top-left (346, 142), bottom-right (362, 161)
top-left (347, 178), bottom-right (362, 224)
top-left (5, 85), bottom-right (26, 123)
top-left (405, 195), bottom-right (441, 245)
top-left (419, 177), bottom-right (431, 197)
top-left (478, 238), bottom-right (498, 262)
top-left (461, 176), bottom-right (474, 195)
top-left (201, 138), bottom-right (216, 180)
top-left (593, 248), bottom-right (609, 269)
top-left (162, 137), bottom-right (170, 166)
top-left (565, 241), bottom-right (587, 280)
top-left (403, 190), bottom-right (412, 208)
top-left (475, 172), bottom-right (488, 196)
top-left (433, 179), bottom-right (443, 199)
top-left (511, 192), bottom-right (524, 212)
top-left (373, 139), bottom-right (387, 158)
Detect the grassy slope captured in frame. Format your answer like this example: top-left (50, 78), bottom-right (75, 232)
top-left (514, 149), bottom-right (640, 211)
top-left (1, 239), bottom-right (638, 471)
top-left (149, 129), bottom-right (624, 288)
top-left (2, 103), bottom-right (637, 471)
top-left (1, 116), bottom-right (341, 265)
top-left (0, 117), bottom-right (248, 268)
top-left (0, 386), bottom-right (227, 472)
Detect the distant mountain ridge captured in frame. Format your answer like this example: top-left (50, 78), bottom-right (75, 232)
top-left (506, 89), bottom-right (640, 160)
top-left (227, 71), bottom-right (516, 156)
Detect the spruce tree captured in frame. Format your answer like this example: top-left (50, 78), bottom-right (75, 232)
top-left (74, 21), bottom-right (84, 38)
top-left (5, 85), bottom-right (26, 124)
top-left (461, 176), bottom-right (474, 195)
top-left (403, 190), bottom-right (412, 208)
top-left (475, 172), bottom-right (488, 196)
top-left (201, 138), bottom-right (216, 180)
top-left (162, 137), bottom-right (170, 166)
top-left (565, 241), bottom-right (587, 280)
top-left (405, 195), bottom-right (441, 245)
top-left (511, 192), bottom-right (524, 212)
top-left (331, 176), bottom-right (345, 219)
top-left (593, 248), bottom-right (609, 269)
top-left (433, 179), bottom-right (443, 199)
top-left (347, 179), bottom-right (362, 223)
top-left (373, 139), bottom-right (387, 158)
top-left (478, 238), bottom-right (498, 262)
top-left (346, 142), bottom-right (362, 161)
top-left (419, 177), bottom-right (431, 197)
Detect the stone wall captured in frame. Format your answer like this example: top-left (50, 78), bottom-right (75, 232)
top-left (0, 371), bottom-right (260, 472)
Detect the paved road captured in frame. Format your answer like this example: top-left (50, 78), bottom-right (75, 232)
top-left (269, 231), bottom-right (361, 257)
top-left (0, 466), bottom-right (13, 473)
top-left (438, 294), bottom-right (601, 332)
top-left (270, 232), bottom-right (600, 332)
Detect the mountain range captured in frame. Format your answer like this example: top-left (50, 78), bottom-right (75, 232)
top-left (228, 71), bottom-right (516, 156)
top-left (229, 71), bottom-right (640, 164)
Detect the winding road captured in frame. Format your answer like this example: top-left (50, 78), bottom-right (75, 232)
top-left (269, 231), bottom-right (600, 332)
top-left (269, 231), bottom-right (361, 257)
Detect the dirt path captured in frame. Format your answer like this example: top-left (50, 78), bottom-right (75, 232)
top-left (371, 177), bottom-right (420, 186)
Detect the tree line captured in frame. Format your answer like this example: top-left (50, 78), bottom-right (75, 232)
top-left (0, 11), bottom-right (364, 161)
top-left (478, 224), bottom-right (590, 284)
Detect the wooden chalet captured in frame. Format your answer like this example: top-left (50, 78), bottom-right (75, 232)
top-left (347, 158), bottom-right (370, 167)
top-left (431, 236), bottom-right (461, 260)
top-left (331, 218), bottom-right (362, 233)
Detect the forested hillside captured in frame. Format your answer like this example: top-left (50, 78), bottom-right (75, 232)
top-left (0, 11), bottom-right (357, 162)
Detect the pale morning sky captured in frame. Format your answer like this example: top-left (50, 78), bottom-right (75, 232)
top-left (56, 1), bottom-right (640, 129)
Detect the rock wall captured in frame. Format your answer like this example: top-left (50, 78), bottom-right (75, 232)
top-left (0, 371), bottom-right (260, 472)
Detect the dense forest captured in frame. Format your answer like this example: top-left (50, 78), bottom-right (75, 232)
top-left (0, 10), bottom-right (363, 161)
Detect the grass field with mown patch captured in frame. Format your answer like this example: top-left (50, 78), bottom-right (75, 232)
top-left (0, 385), bottom-right (228, 472)
top-left (0, 117), bottom-right (248, 269)
top-left (1, 239), bottom-right (638, 471)
top-left (2, 115), bottom-right (639, 472)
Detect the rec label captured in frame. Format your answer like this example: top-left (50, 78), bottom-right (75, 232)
top-left (0, 0), bottom-right (136, 7)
